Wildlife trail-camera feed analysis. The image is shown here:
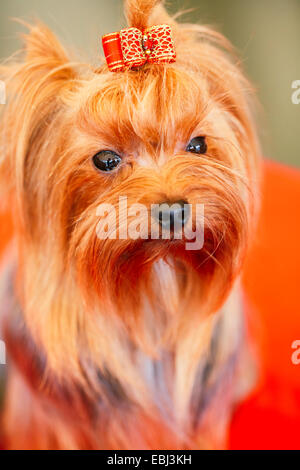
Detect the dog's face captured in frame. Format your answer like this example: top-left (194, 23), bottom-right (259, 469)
top-left (57, 55), bottom-right (259, 325)
top-left (66, 69), bottom-right (248, 311)
top-left (0, 8), bottom-right (260, 379)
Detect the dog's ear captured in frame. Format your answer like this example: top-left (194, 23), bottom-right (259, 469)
top-left (21, 20), bottom-right (71, 66)
top-left (5, 21), bottom-right (76, 93)
top-left (0, 22), bottom-right (77, 209)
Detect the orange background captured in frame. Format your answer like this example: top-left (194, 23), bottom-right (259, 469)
top-left (230, 160), bottom-right (300, 449)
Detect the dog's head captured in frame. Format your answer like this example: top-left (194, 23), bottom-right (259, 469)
top-left (0, 0), bottom-right (260, 380)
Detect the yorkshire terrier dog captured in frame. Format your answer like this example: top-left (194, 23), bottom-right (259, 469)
top-left (0, 0), bottom-right (260, 450)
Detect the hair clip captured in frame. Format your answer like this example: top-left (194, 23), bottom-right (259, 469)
top-left (102, 24), bottom-right (176, 72)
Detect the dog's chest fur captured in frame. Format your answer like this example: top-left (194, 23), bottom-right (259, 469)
top-left (0, 255), bottom-right (251, 449)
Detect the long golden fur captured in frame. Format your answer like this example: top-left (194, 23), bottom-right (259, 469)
top-left (0, 0), bottom-right (260, 449)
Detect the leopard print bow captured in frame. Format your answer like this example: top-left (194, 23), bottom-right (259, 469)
top-left (102, 24), bottom-right (176, 72)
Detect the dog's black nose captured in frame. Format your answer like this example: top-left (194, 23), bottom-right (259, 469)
top-left (153, 200), bottom-right (190, 231)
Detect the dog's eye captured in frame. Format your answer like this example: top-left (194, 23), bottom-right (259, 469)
top-left (92, 151), bottom-right (122, 172)
top-left (186, 136), bottom-right (207, 154)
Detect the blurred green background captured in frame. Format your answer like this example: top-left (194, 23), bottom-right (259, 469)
top-left (0, 0), bottom-right (299, 166)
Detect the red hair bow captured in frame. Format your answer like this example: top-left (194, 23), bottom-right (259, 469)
top-left (102, 24), bottom-right (176, 72)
